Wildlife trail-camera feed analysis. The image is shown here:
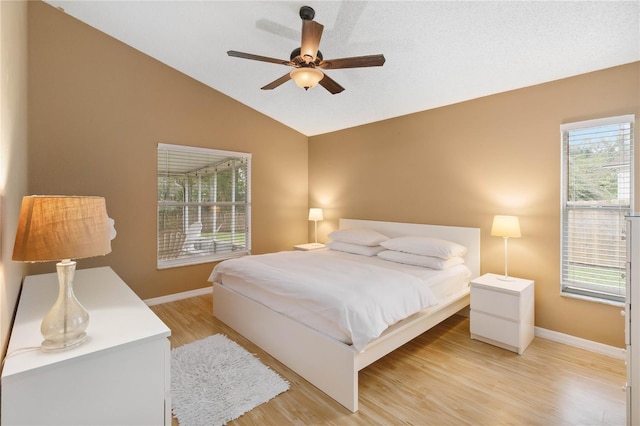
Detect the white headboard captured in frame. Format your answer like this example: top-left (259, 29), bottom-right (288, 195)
top-left (339, 218), bottom-right (481, 279)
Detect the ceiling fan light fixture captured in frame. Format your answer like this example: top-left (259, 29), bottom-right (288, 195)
top-left (228, 5), bottom-right (383, 94)
top-left (290, 67), bottom-right (324, 90)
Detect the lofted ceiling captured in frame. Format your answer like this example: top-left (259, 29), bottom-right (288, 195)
top-left (44, 1), bottom-right (640, 137)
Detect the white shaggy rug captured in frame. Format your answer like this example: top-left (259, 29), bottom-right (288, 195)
top-left (171, 334), bottom-right (289, 426)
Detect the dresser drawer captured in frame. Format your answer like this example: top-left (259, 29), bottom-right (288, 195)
top-left (471, 286), bottom-right (520, 321)
top-left (470, 310), bottom-right (520, 347)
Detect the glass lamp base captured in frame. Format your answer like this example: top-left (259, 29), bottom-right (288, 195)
top-left (41, 332), bottom-right (87, 353)
top-left (40, 260), bottom-right (90, 353)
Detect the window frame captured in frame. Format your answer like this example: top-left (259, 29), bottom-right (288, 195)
top-left (560, 114), bottom-right (634, 304)
top-left (157, 143), bottom-right (251, 269)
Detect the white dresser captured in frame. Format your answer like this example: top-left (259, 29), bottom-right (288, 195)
top-left (626, 216), bottom-right (640, 426)
top-left (1, 267), bottom-right (171, 425)
top-left (470, 273), bottom-right (535, 354)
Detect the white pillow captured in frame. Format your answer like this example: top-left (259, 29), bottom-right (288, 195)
top-left (380, 236), bottom-right (467, 259)
top-left (327, 228), bottom-right (388, 246)
top-left (326, 240), bottom-right (386, 257)
top-left (377, 250), bottom-right (465, 270)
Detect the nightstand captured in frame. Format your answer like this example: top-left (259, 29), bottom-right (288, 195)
top-left (470, 273), bottom-right (535, 354)
top-left (294, 243), bottom-right (326, 251)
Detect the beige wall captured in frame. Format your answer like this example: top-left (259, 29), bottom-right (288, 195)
top-left (309, 62), bottom-right (640, 348)
top-left (11, 1), bottom-right (638, 352)
top-left (0, 0), bottom-right (29, 357)
top-left (27, 2), bottom-right (309, 299)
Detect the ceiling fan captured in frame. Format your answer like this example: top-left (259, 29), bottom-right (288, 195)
top-left (227, 5), bottom-right (385, 94)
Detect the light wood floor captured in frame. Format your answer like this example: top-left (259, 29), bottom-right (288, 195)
top-left (151, 293), bottom-right (626, 425)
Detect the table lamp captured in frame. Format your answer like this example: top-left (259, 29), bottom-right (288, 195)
top-left (12, 196), bottom-right (112, 352)
top-left (308, 208), bottom-right (323, 244)
top-left (491, 215), bottom-right (521, 281)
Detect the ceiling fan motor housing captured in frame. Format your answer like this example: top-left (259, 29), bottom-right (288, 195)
top-left (290, 47), bottom-right (323, 66)
top-left (299, 6), bottom-right (315, 21)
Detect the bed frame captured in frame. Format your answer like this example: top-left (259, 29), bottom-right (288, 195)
top-left (212, 218), bottom-right (480, 412)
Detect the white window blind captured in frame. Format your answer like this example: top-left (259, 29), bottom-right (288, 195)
top-left (157, 143), bottom-right (251, 269)
top-left (561, 115), bottom-right (634, 303)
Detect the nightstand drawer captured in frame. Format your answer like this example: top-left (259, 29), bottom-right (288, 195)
top-left (470, 310), bottom-right (519, 347)
top-left (471, 286), bottom-right (520, 321)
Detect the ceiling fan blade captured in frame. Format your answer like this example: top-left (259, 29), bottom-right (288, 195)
top-left (318, 73), bottom-right (345, 94)
top-left (300, 20), bottom-right (324, 63)
top-left (227, 50), bottom-right (292, 66)
top-left (261, 73), bottom-right (291, 90)
top-left (318, 54), bottom-right (386, 70)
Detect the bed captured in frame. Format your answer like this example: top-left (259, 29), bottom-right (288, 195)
top-left (209, 218), bottom-right (480, 412)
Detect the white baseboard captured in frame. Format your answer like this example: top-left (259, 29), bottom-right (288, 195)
top-left (144, 286), bottom-right (212, 306)
top-left (535, 326), bottom-right (625, 360)
top-left (144, 287), bottom-right (625, 360)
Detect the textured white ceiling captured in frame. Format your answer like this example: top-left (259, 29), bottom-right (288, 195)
top-left (44, 1), bottom-right (640, 136)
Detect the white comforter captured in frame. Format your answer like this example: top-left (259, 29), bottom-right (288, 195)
top-left (209, 250), bottom-right (442, 351)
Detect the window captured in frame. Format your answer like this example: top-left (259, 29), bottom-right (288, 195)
top-left (561, 115), bottom-right (634, 303)
top-left (157, 143), bottom-right (251, 269)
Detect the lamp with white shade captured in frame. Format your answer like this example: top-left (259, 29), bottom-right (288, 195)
top-left (491, 215), bottom-right (521, 281)
top-left (308, 208), bottom-right (324, 244)
top-left (12, 196), bottom-right (113, 352)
